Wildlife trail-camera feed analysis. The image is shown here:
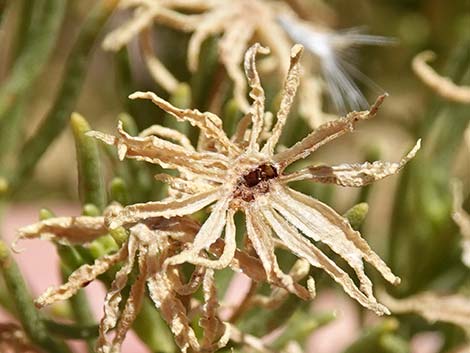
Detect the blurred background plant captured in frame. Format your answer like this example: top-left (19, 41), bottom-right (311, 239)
top-left (0, 0), bottom-right (469, 353)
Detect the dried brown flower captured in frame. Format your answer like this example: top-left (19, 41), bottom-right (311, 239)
top-left (16, 211), bottom-right (231, 353)
top-left (104, 0), bottom-right (390, 125)
top-left (104, 0), bottom-right (292, 111)
top-left (90, 43), bottom-right (421, 315)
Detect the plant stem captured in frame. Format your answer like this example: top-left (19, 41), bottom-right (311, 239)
top-left (71, 113), bottom-right (107, 211)
top-left (45, 320), bottom-right (99, 340)
top-left (0, 241), bottom-right (72, 353)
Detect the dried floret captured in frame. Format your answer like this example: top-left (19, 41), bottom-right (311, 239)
top-left (16, 212), bottom-right (229, 353)
top-left (104, 0), bottom-right (390, 125)
top-left (413, 51), bottom-right (470, 103)
top-left (90, 43), bottom-right (420, 315)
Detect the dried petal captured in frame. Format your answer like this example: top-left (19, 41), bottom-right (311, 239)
top-left (154, 174), bottom-right (210, 196)
top-left (274, 95), bottom-right (387, 169)
top-left (187, 7), bottom-right (227, 72)
top-left (200, 269), bottom-right (229, 350)
top-left (246, 208), bottom-right (311, 300)
top-left (261, 204), bottom-right (388, 315)
top-left (107, 188), bottom-right (222, 229)
top-left (165, 199), bottom-right (232, 269)
top-left (99, 248), bottom-right (148, 353)
top-left (139, 124), bottom-right (194, 150)
top-left (88, 122), bottom-right (228, 180)
top-left (98, 236), bottom-right (139, 349)
top-left (244, 43), bottom-right (269, 151)
top-left (282, 139), bottom-right (421, 186)
top-left (139, 28), bottom-right (179, 93)
top-left (129, 91), bottom-right (236, 153)
top-left (35, 248), bottom-right (125, 308)
top-left (171, 265), bottom-right (206, 296)
top-left (381, 291), bottom-right (470, 330)
top-left (262, 44), bottom-right (304, 156)
top-left (0, 323), bottom-right (36, 353)
top-left (103, 2), bottom-right (198, 52)
top-left (271, 185), bottom-right (399, 287)
top-left (251, 258), bottom-right (311, 309)
top-left (147, 276), bottom-right (200, 353)
top-left (16, 216), bottom-right (106, 246)
top-left (220, 21), bottom-right (256, 113)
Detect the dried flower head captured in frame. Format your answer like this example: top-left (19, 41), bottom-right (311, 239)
top-left (104, 0), bottom-right (292, 112)
top-left (16, 211), bottom-right (231, 353)
top-left (90, 43), bottom-right (421, 315)
top-left (104, 0), bottom-right (391, 125)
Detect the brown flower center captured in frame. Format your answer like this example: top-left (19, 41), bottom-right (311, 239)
top-left (233, 163), bottom-right (279, 203)
top-left (243, 163), bottom-right (278, 187)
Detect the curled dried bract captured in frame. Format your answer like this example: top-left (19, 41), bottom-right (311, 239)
top-left (413, 51), bottom-right (470, 103)
top-left (90, 43), bottom-right (420, 315)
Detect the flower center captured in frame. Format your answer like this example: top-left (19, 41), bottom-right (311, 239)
top-left (233, 163), bottom-right (279, 203)
top-left (242, 163), bottom-right (278, 187)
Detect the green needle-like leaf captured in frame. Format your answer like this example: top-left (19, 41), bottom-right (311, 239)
top-left (11, 0), bottom-right (119, 194)
top-left (71, 113), bottom-right (107, 211)
top-left (0, 0), bottom-right (66, 122)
